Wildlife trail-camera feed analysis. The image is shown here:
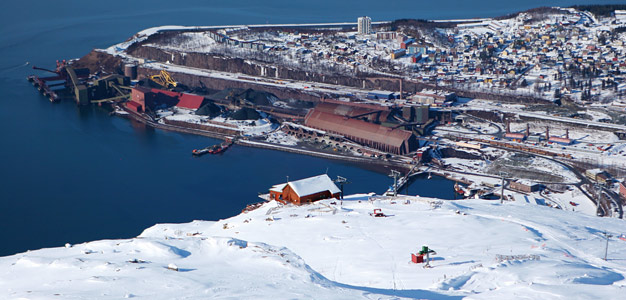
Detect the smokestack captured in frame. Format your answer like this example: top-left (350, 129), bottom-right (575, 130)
top-left (566, 128), bottom-right (569, 139)
top-left (546, 127), bottom-right (550, 140)
top-left (506, 119), bottom-right (510, 133)
top-left (399, 79), bottom-right (403, 100)
top-left (526, 124), bottom-right (530, 137)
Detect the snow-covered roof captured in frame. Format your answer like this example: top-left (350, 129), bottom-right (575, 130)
top-left (270, 183), bottom-right (287, 193)
top-left (515, 179), bottom-right (537, 186)
top-left (287, 174), bottom-right (340, 197)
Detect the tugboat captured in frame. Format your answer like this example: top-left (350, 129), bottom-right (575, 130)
top-left (192, 138), bottom-right (233, 156)
top-left (192, 147), bottom-right (211, 156)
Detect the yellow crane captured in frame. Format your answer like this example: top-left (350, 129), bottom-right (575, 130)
top-left (149, 70), bottom-right (177, 88)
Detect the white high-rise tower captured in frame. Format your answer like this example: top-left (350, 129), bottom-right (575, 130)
top-left (357, 16), bottom-right (371, 35)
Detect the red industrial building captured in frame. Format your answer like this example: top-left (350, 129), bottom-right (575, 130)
top-left (268, 174), bottom-right (341, 205)
top-left (127, 86), bottom-right (150, 113)
top-left (305, 109), bottom-right (417, 155)
top-left (546, 128), bottom-right (572, 145)
top-left (126, 87), bottom-right (206, 113)
top-left (504, 122), bottom-right (528, 141)
top-left (175, 93), bottom-right (205, 110)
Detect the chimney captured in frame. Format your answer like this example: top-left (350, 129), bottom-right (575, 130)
top-left (526, 124), bottom-right (530, 137)
top-left (566, 128), bottom-right (569, 139)
top-left (546, 127), bottom-right (550, 140)
top-left (506, 119), bottom-right (510, 133)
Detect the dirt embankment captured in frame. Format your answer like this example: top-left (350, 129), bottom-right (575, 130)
top-left (440, 148), bottom-right (484, 160)
top-left (71, 50), bottom-right (123, 75)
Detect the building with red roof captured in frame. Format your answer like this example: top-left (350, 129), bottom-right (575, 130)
top-left (127, 87), bottom-right (207, 112)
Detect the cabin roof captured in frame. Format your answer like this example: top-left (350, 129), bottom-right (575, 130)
top-left (287, 174), bottom-right (340, 197)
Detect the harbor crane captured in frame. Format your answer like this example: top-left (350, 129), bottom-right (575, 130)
top-left (149, 70), bottom-right (178, 88)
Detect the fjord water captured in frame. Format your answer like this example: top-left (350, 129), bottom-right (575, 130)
top-left (0, 0), bottom-right (613, 256)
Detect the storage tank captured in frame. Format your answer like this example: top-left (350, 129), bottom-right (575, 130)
top-left (124, 64), bottom-right (138, 80)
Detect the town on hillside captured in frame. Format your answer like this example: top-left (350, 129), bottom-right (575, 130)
top-left (28, 5), bottom-right (626, 218)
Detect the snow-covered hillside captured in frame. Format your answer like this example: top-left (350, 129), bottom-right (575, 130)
top-left (2, 194), bottom-right (626, 299)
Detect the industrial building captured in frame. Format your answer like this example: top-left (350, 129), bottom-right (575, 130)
top-left (410, 91), bottom-right (456, 106)
top-left (357, 16), bottom-right (371, 35)
top-left (546, 128), bottom-right (572, 145)
top-left (304, 109), bottom-right (418, 155)
top-left (504, 122), bottom-right (528, 141)
top-left (126, 87), bottom-right (207, 113)
top-left (509, 180), bottom-right (541, 193)
top-left (401, 105), bottom-right (430, 124)
top-left (268, 174), bottom-right (341, 205)
top-left (313, 101), bottom-right (390, 123)
top-left (585, 169), bottom-right (611, 185)
top-left (367, 90), bottom-right (396, 100)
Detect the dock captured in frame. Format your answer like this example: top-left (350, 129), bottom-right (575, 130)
top-left (27, 74), bottom-right (62, 102)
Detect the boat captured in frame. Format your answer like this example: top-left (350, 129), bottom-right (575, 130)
top-left (192, 138), bottom-right (233, 156)
top-left (192, 148), bottom-right (211, 156)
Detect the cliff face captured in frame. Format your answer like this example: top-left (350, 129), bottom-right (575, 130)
top-left (135, 67), bottom-right (322, 102)
top-left (75, 44), bottom-right (552, 105)
top-left (128, 45), bottom-right (552, 104)
top-left (129, 45), bottom-right (375, 89)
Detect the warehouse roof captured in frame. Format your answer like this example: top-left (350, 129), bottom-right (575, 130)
top-left (314, 102), bottom-right (390, 122)
top-left (176, 93), bottom-right (205, 110)
top-left (305, 109), bottom-right (413, 149)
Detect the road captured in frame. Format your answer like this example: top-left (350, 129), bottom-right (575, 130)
top-left (449, 105), bottom-right (626, 132)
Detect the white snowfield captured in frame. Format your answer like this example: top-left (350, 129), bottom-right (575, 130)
top-left (2, 194), bottom-right (626, 299)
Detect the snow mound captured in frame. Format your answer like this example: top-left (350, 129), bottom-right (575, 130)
top-left (2, 195), bottom-right (626, 299)
top-left (0, 234), bottom-right (386, 299)
top-left (129, 239), bottom-right (191, 258)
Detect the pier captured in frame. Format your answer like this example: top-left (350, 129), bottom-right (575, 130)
top-left (385, 163), bottom-right (424, 196)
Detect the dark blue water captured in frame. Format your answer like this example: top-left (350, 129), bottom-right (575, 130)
top-left (0, 0), bottom-right (616, 256)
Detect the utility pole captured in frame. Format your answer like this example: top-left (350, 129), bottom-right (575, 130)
top-left (499, 172), bottom-right (508, 204)
top-left (603, 231), bottom-right (612, 261)
top-left (334, 176), bottom-right (350, 202)
top-left (389, 170), bottom-right (401, 197)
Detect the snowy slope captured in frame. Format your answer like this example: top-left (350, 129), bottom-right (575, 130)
top-left (2, 194), bottom-right (626, 299)
top-left (0, 235), bottom-right (383, 299)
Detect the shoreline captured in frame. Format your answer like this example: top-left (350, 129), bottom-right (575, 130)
top-left (115, 105), bottom-right (415, 172)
